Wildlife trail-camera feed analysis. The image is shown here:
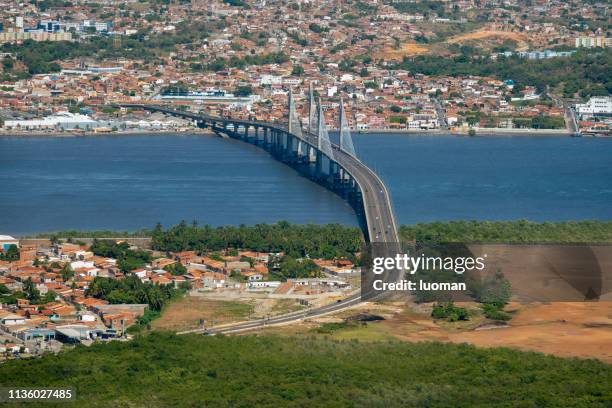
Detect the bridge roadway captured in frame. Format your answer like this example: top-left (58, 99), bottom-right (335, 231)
top-left (120, 104), bottom-right (400, 334)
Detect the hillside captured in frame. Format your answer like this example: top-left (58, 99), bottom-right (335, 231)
top-left (0, 333), bottom-right (609, 407)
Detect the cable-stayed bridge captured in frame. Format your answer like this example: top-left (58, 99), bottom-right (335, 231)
top-left (118, 91), bottom-right (401, 332)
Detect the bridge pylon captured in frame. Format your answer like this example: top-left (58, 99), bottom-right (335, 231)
top-left (308, 81), bottom-right (317, 135)
top-left (316, 98), bottom-right (334, 160)
top-left (287, 89), bottom-right (303, 141)
top-left (339, 97), bottom-right (357, 158)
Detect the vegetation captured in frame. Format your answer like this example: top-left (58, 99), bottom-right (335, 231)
top-left (271, 256), bottom-right (321, 280)
top-left (151, 221), bottom-right (362, 259)
top-left (233, 85), bottom-right (253, 97)
top-left (90, 240), bottom-right (151, 273)
top-left (469, 271), bottom-right (513, 321)
top-left (391, 0), bottom-right (450, 18)
top-left (400, 220), bottom-right (612, 244)
top-left (312, 321), bottom-right (354, 334)
top-left (127, 309), bottom-right (161, 334)
top-left (0, 21), bottom-right (216, 77)
top-left (431, 301), bottom-right (470, 321)
top-left (163, 262), bottom-right (187, 276)
top-left (205, 52), bottom-right (289, 72)
top-left (0, 333), bottom-right (609, 407)
top-left (481, 302), bottom-right (511, 321)
top-left (2, 277), bottom-right (57, 305)
top-left (395, 48), bottom-right (612, 98)
top-left (86, 275), bottom-right (186, 311)
top-left (0, 244), bottom-right (19, 261)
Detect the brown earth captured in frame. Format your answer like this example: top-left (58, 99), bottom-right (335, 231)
top-left (445, 29), bottom-right (529, 51)
top-left (382, 302), bottom-right (612, 362)
top-left (375, 29), bottom-right (529, 61)
top-left (375, 42), bottom-right (429, 61)
top-left (152, 297), bottom-right (254, 332)
top-left (260, 301), bottom-right (612, 363)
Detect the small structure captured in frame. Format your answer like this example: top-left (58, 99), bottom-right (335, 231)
top-left (0, 235), bottom-right (19, 251)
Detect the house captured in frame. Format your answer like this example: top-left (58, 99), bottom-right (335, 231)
top-left (247, 281), bottom-right (281, 289)
top-left (242, 271), bottom-right (263, 281)
top-left (0, 312), bottom-right (26, 326)
top-left (77, 311), bottom-right (97, 322)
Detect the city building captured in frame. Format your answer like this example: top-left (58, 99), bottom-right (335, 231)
top-left (575, 96), bottom-right (612, 118)
top-left (4, 112), bottom-right (99, 131)
top-left (575, 36), bottom-right (611, 48)
top-left (0, 235), bottom-right (19, 251)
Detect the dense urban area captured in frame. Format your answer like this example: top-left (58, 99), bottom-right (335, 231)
top-left (0, 0), bottom-right (609, 135)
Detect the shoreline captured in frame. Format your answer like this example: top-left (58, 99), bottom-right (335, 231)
top-left (0, 129), bottom-right (216, 137)
top-left (2, 129), bottom-right (608, 138)
top-left (0, 128), bottom-right (590, 138)
top-left (361, 129), bottom-right (574, 137)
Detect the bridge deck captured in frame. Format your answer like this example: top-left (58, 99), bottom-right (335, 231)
top-left (119, 104), bottom-right (399, 245)
top-left (117, 103), bottom-right (402, 333)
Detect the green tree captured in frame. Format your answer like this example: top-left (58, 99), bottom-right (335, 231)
top-left (23, 278), bottom-right (40, 302)
top-left (233, 85), bottom-right (253, 97)
top-left (291, 65), bottom-right (305, 76)
top-left (0, 244), bottom-right (19, 261)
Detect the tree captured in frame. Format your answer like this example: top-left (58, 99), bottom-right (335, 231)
top-left (291, 65), bottom-right (305, 76)
top-left (0, 244), bottom-right (19, 261)
top-left (233, 85), bottom-right (253, 97)
top-left (163, 262), bottom-right (187, 276)
top-left (61, 264), bottom-right (75, 282)
top-left (23, 278), bottom-right (40, 302)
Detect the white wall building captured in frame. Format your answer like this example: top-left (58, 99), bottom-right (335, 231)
top-left (0, 235), bottom-right (19, 251)
top-left (4, 112), bottom-right (99, 131)
top-left (575, 96), bottom-right (612, 117)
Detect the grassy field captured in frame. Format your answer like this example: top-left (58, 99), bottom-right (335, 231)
top-left (151, 297), bottom-right (254, 331)
top-left (0, 333), bottom-right (609, 407)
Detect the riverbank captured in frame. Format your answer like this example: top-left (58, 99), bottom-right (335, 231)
top-left (0, 129), bottom-right (215, 137)
top-left (0, 128), bottom-right (578, 138)
top-left (360, 128), bottom-right (573, 137)
top-left (331, 128), bottom-right (577, 137)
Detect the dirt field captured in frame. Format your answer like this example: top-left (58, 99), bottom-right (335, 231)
top-left (259, 301), bottom-right (612, 363)
top-left (153, 294), bottom-right (310, 332)
top-left (375, 42), bottom-right (429, 61)
top-left (152, 297), bottom-right (254, 332)
top-left (445, 29), bottom-right (529, 51)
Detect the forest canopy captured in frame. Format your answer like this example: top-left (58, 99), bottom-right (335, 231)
top-left (0, 333), bottom-right (609, 407)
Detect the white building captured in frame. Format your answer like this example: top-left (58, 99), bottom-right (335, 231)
top-left (0, 235), bottom-right (19, 251)
top-left (575, 96), bottom-right (612, 117)
top-left (575, 36), bottom-right (610, 48)
top-left (4, 112), bottom-right (99, 131)
top-left (247, 281), bottom-right (281, 289)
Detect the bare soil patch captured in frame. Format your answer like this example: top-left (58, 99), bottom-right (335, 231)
top-left (153, 297), bottom-right (253, 331)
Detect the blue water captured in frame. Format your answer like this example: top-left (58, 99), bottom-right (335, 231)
top-left (1, 134), bottom-right (611, 235)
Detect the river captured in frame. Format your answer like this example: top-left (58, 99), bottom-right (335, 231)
top-left (0, 134), bottom-right (610, 235)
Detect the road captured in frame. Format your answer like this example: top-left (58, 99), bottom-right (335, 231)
top-left (546, 90), bottom-right (579, 136)
top-left (433, 98), bottom-right (448, 131)
top-left (180, 293), bottom-right (364, 335)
